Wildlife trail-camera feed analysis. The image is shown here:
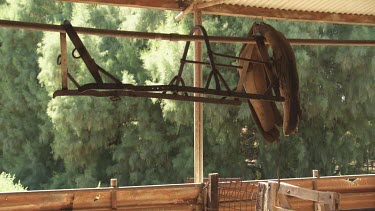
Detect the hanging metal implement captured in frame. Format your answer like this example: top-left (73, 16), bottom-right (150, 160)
top-left (53, 20), bottom-right (284, 105)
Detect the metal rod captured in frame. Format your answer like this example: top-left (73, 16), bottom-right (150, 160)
top-left (213, 52), bottom-right (270, 64)
top-left (183, 59), bottom-right (242, 69)
top-left (76, 83), bottom-right (285, 102)
top-left (60, 33), bottom-right (68, 90)
top-left (53, 89), bottom-right (242, 105)
top-left (1, 19), bottom-right (374, 46)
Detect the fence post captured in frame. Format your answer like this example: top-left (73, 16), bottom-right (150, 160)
top-left (208, 173), bottom-right (219, 210)
top-left (111, 178), bottom-right (118, 210)
top-left (312, 170), bottom-right (320, 210)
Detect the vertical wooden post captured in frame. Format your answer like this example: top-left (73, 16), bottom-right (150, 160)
top-left (111, 178), bottom-right (118, 210)
top-left (194, 9), bottom-right (204, 183)
top-left (208, 173), bottom-right (219, 210)
top-left (60, 33), bottom-right (68, 90)
top-left (312, 170), bottom-right (319, 178)
top-left (256, 182), bottom-right (267, 211)
top-left (267, 182), bottom-right (277, 211)
top-left (313, 170), bottom-right (319, 211)
top-left (257, 182), bottom-right (277, 211)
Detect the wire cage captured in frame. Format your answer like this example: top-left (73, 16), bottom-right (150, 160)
top-left (218, 178), bottom-right (259, 211)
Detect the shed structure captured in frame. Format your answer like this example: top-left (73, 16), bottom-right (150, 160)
top-left (58, 0), bottom-right (375, 184)
top-left (0, 1), bottom-right (374, 210)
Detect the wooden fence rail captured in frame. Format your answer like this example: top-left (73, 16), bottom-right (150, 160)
top-left (0, 182), bottom-right (204, 211)
top-left (216, 173), bottom-right (375, 210)
top-left (0, 173), bottom-right (374, 210)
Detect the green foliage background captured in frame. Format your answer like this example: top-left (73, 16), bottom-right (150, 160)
top-left (0, 172), bottom-right (27, 192)
top-left (0, 0), bottom-right (374, 190)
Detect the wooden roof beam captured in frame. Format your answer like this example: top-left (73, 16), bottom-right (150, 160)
top-left (60, 0), bottom-right (375, 26)
top-left (60, 0), bottom-right (184, 10)
top-left (175, 0), bottom-right (231, 22)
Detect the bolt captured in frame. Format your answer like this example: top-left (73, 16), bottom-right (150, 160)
top-left (287, 190), bottom-right (291, 194)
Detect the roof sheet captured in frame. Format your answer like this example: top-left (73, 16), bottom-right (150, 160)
top-left (221, 0), bottom-right (375, 16)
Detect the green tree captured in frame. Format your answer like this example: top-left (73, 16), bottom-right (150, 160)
top-left (0, 172), bottom-right (27, 192)
top-left (0, 0), bottom-right (62, 189)
top-left (1, 1), bottom-right (373, 190)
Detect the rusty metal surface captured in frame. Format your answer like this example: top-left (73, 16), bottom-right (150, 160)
top-left (54, 21), bottom-right (286, 105)
top-left (62, 20), bottom-right (103, 83)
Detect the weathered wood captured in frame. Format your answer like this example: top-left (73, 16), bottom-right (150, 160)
top-left (275, 181), bottom-right (334, 204)
top-left (256, 182), bottom-right (267, 211)
top-left (259, 182), bottom-right (275, 211)
top-left (339, 192), bottom-right (375, 210)
top-left (208, 173), bottom-right (219, 210)
top-left (186, 177), bottom-right (241, 183)
top-left (115, 184), bottom-right (203, 207)
top-left (60, 0), bottom-right (183, 10)
top-left (59, 33), bottom-right (68, 90)
top-left (0, 183), bottom-right (204, 211)
top-left (313, 170), bottom-right (320, 178)
top-left (110, 179), bottom-right (118, 210)
top-left (312, 170), bottom-right (319, 210)
top-left (278, 193), bottom-right (292, 209)
top-left (0, 175), bottom-right (373, 210)
top-left (275, 206), bottom-right (294, 211)
top-left (316, 176), bottom-right (375, 193)
top-left (59, 0), bottom-right (375, 25)
top-left (175, 2), bottom-right (196, 22)
top-left (193, 9), bottom-right (204, 184)
top-left (2, 20), bottom-right (375, 46)
top-left (268, 182), bottom-right (278, 211)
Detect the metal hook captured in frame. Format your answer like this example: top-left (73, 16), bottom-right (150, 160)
top-left (56, 54), bottom-right (62, 65)
top-left (72, 48), bottom-right (81, 59)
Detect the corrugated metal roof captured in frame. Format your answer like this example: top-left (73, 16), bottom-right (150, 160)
top-left (218, 0), bottom-right (375, 16)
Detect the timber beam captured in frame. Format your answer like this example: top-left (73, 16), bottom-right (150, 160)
top-left (1, 19), bottom-right (375, 47)
top-left (59, 0), bottom-right (375, 26)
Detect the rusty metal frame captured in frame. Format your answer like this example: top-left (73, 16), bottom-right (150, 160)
top-left (53, 20), bottom-right (284, 105)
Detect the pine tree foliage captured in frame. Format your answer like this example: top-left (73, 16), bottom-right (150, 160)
top-left (0, 2), bottom-right (373, 189)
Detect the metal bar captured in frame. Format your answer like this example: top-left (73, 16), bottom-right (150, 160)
top-left (62, 20), bottom-right (103, 83)
top-left (67, 73), bottom-right (80, 88)
top-left (183, 59), bottom-right (242, 69)
top-left (53, 90), bottom-right (242, 105)
top-left (194, 10), bottom-right (204, 184)
top-left (76, 83), bottom-right (285, 101)
top-left (213, 52), bottom-right (270, 65)
top-left (1, 19), bottom-right (374, 46)
top-left (60, 33), bottom-right (68, 90)
top-left (97, 65), bottom-right (122, 84)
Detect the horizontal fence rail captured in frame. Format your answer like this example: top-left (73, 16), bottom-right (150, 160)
top-left (0, 174), bottom-right (374, 210)
top-left (217, 174), bottom-right (375, 210)
top-left (0, 183), bottom-right (204, 211)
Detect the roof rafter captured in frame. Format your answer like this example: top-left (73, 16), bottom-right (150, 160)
top-left (60, 0), bottom-right (184, 10)
top-left (60, 0), bottom-right (375, 25)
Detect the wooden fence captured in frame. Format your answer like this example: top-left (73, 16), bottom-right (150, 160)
top-left (216, 173), bottom-right (375, 210)
top-left (0, 173), bottom-right (374, 210)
